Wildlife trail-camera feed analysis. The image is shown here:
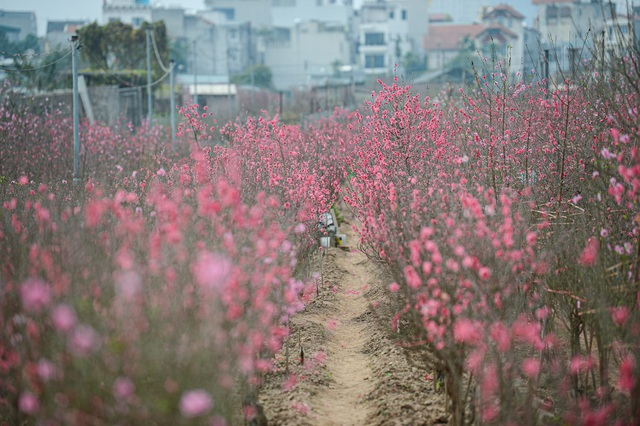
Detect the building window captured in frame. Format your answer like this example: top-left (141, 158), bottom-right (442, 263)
top-left (364, 32), bottom-right (385, 46)
top-left (132, 17), bottom-right (143, 27)
top-left (365, 54), bottom-right (385, 68)
top-left (389, 9), bottom-right (395, 19)
top-left (402, 9), bottom-right (407, 20)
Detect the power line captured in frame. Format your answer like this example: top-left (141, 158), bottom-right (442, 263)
top-left (150, 29), bottom-right (169, 73)
top-left (0, 45), bottom-right (71, 59)
top-left (145, 67), bottom-right (171, 88)
top-left (0, 49), bottom-right (72, 72)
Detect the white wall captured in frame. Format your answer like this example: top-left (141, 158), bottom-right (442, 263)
top-left (265, 21), bottom-right (351, 89)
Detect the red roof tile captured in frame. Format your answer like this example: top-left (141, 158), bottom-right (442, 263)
top-left (483, 4), bottom-right (525, 20)
top-left (423, 24), bottom-right (484, 50)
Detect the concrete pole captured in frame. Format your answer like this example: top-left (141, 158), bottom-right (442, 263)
top-left (146, 28), bottom-right (153, 129)
top-left (169, 59), bottom-right (176, 144)
top-left (71, 34), bottom-right (80, 184)
top-left (193, 40), bottom-right (198, 108)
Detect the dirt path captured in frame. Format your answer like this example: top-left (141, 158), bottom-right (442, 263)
top-left (310, 250), bottom-right (376, 425)
top-left (259, 222), bottom-right (447, 425)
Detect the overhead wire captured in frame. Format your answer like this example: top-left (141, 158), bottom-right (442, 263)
top-left (150, 29), bottom-right (169, 73)
top-left (0, 48), bottom-right (72, 72)
top-left (73, 28), bottom-right (171, 89)
top-left (0, 45), bottom-right (71, 59)
top-left (1, 29), bottom-right (172, 87)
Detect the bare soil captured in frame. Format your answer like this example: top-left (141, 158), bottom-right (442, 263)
top-left (258, 221), bottom-right (448, 425)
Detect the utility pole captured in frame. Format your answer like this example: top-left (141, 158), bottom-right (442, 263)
top-left (227, 47), bottom-right (232, 111)
top-left (544, 49), bottom-right (550, 95)
top-left (71, 34), bottom-right (80, 184)
top-left (193, 40), bottom-right (198, 108)
top-left (169, 59), bottom-right (176, 144)
top-left (146, 28), bottom-right (153, 129)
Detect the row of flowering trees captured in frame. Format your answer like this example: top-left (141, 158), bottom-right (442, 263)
top-left (345, 61), bottom-right (639, 423)
top-left (2, 48), bottom-right (640, 424)
top-left (0, 87), bottom-right (357, 423)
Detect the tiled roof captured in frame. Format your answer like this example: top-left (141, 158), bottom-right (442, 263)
top-left (480, 23), bottom-right (518, 38)
top-left (423, 22), bottom-right (520, 51)
top-left (47, 20), bottom-right (87, 33)
top-left (532, 0), bottom-right (573, 4)
top-left (483, 4), bottom-right (525, 20)
top-left (423, 24), bottom-right (484, 50)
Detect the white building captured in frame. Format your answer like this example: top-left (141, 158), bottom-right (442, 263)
top-left (265, 20), bottom-right (351, 89)
top-left (45, 20), bottom-right (88, 50)
top-left (0, 10), bottom-right (38, 41)
top-left (533, 0), bottom-right (608, 75)
top-left (604, 6), bottom-right (640, 55)
top-left (103, 1), bottom-right (254, 80)
top-left (204, 0), bottom-right (273, 28)
top-left (428, 0), bottom-right (536, 25)
top-left (357, 1), bottom-right (414, 75)
top-left (103, 0), bottom-right (152, 28)
top-left (271, 0), bottom-right (353, 28)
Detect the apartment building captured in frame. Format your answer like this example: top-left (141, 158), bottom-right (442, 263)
top-left (357, 0), bottom-right (427, 75)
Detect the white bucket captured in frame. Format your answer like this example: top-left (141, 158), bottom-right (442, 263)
top-left (320, 236), bottom-right (332, 248)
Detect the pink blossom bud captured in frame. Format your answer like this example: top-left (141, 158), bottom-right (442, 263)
top-left (179, 389), bottom-right (213, 418)
top-left (51, 304), bottom-right (76, 332)
top-left (20, 278), bottom-right (51, 313)
top-left (113, 377), bottom-right (135, 400)
top-left (19, 391), bottom-right (39, 414)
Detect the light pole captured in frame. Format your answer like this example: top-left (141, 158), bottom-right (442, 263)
top-left (169, 59), bottom-right (176, 144)
top-left (71, 34), bottom-right (80, 184)
top-left (146, 28), bottom-right (153, 129)
top-left (193, 39), bottom-right (198, 107)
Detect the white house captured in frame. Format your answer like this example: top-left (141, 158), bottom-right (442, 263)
top-left (358, 0), bottom-right (412, 75)
top-left (355, 0), bottom-right (429, 76)
top-left (264, 20), bottom-right (351, 89)
top-left (604, 7), bottom-right (640, 55)
top-left (0, 10), bottom-right (38, 41)
top-left (423, 4), bottom-right (534, 79)
top-left (103, 0), bottom-right (152, 28)
top-left (103, 2), bottom-right (254, 82)
top-left (203, 0), bottom-right (273, 29)
top-left (533, 0), bottom-right (607, 75)
top-left (271, 0), bottom-right (353, 28)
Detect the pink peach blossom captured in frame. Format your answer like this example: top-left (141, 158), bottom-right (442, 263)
top-left (20, 277), bottom-right (51, 313)
top-left (179, 389), bottom-right (213, 418)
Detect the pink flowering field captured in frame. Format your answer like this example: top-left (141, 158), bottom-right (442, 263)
top-left (1, 55), bottom-right (640, 426)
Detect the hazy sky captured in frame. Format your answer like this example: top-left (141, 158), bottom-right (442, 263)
top-left (0, 0), bottom-right (207, 36)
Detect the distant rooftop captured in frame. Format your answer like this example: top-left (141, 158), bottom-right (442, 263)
top-left (47, 20), bottom-right (88, 34)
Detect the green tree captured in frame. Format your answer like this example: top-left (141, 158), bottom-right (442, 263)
top-left (169, 38), bottom-right (189, 71)
top-left (0, 29), bottom-right (40, 55)
top-left (77, 21), bottom-right (168, 78)
top-left (231, 64), bottom-right (273, 89)
top-left (11, 48), bottom-right (71, 91)
top-left (403, 51), bottom-right (426, 75)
